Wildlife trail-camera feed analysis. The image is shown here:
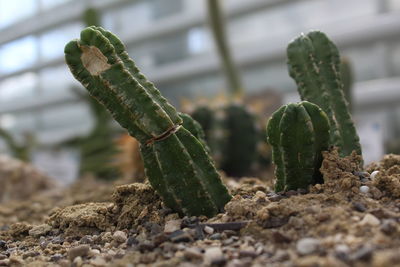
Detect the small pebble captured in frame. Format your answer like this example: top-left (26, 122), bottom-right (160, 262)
top-left (184, 247), bottom-right (203, 260)
top-left (360, 214), bottom-right (380, 226)
top-left (360, 186), bottom-right (370, 194)
top-left (370, 171), bottom-right (379, 180)
top-left (380, 219), bottom-right (397, 235)
top-left (137, 240), bottom-right (155, 252)
top-left (50, 254), bottom-right (63, 262)
top-left (209, 233), bottom-right (222, 240)
top-left (334, 244), bottom-right (350, 261)
top-left (68, 244), bottom-right (90, 261)
top-left (73, 256), bottom-right (83, 266)
top-left (168, 230), bottom-right (193, 243)
top-left (126, 237), bottom-right (138, 247)
top-left (350, 246), bottom-right (374, 262)
top-left (90, 256), bottom-right (107, 266)
top-left (0, 259), bottom-right (9, 266)
top-left (296, 238), bottom-right (320, 255)
top-left (204, 247), bottom-right (226, 265)
top-left (113, 231), bottom-right (127, 243)
top-left (28, 224), bottom-right (52, 238)
top-left (204, 226), bottom-right (214, 235)
top-left (164, 220), bottom-right (182, 233)
top-left (0, 241), bottom-right (7, 250)
top-left (352, 202), bottom-right (367, 212)
top-left (89, 249), bottom-right (101, 256)
top-left (79, 236), bottom-right (93, 244)
top-left (239, 248), bottom-right (257, 258)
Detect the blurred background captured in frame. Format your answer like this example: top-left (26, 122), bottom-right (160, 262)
top-left (1, 0), bottom-right (400, 183)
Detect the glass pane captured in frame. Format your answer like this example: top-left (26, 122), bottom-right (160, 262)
top-left (0, 0), bottom-right (38, 29)
top-left (243, 63), bottom-right (294, 94)
top-left (8, 112), bottom-right (37, 133)
top-left (39, 102), bottom-right (91, 130)
top-left (127, 32), bottom-right (189, 68)
top-left (0, 72), bottom-right (38, 101)
top-left (102, 2), bottom-right (151, 40)
top-left (0, 36), bottom-right (38, 74)
top-left (150, 0), bottom-right (183, 19)
top-left (153, 33), bottom-right (188, 65)
top-left (39, 64), bottom-right (80, 95)
top-left (187, 27), bottom-right (212, 55)
top-left (39, 22), bottom-right (83, 61)
top-left (389, 40), bottom-right (400, 76)
top-left (39, 0), bottom-right (73, 11)
top-left (342, 43), bottom-right (386, 82)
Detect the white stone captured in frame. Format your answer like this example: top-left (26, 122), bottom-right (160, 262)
top-left (204, 226), bottom-right (214, 235)
top-left (370, 171), bottom-right (379, 180)
top-left (360, 214), bottom-right (380, 226)
top-left (113, 231), bottom-right (127, 243)
top-left (164, 219), bottom-right (181, 233)
top-left (89, 249), bottom-right (100, 256)
top-left (296, 238), bottom-right (320, 255)
top-left (90, 256), bottom-right (107, 267)
top-left (335, 244), bottom-right (350, 254)
top-left (204, 247), bottom-right (224, 264)
top-left (360, 186), bottom-right (370, 194)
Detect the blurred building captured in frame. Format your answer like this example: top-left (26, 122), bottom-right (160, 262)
top-left (1, 0), bottom-right (400, 177)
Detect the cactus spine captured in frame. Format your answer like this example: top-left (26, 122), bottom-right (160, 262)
top-left (65, 26), bottom-right (231, 216)
top-left (266, 101), bottom-right (330, 192)
top-left (287, 31), bottom-right (361, 158)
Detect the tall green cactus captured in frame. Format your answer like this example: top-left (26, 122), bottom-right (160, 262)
top-left (266, 101), bottom-right (330, 192)
top-left (65, 26), bottom-right (231, 217)
top-left (287, 31), bottom-right (361, 158)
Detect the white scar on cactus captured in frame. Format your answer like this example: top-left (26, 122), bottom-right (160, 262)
top-left (80, 45), bottom-right (111, 75)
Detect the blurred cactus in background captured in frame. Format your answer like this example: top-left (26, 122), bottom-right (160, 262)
top-left (188, 0), bottom-right (260, 177)
top-left (69, 87), bottom-right (120, 180)
top-left (82, 7), bottom-right (100, 27)
top-left (65, 26), bottom-right (231, 216)
top-left (287, 31), bottom-right (362, 159)
top-left (0, 128), bottom-right (34, 162)
top-left (267, 101), bottom-right (330, 191)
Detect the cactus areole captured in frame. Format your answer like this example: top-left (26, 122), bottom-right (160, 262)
top-left (65, 27), bottom-right (231, 217)
top-left (267, 101), bottom-right (330, 192)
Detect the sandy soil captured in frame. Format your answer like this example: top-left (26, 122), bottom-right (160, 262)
top-left (0, 149), bottom-right (399, 266)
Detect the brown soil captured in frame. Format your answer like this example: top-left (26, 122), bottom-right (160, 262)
top-left (0, 150), bottom-right (399, 266)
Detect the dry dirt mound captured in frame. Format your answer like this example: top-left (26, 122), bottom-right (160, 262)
top-left (0, 155), bottom-right (55, 203)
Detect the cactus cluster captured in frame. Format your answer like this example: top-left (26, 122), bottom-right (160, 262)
top-left (266, 101), bottom-right (330, 191)
top-left (267, 31), bottom-right (363, 192)
top-left (287, 31), bottom-right (361, 158)
top-left (65, 26), bottom-right (231, 216)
